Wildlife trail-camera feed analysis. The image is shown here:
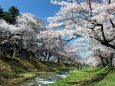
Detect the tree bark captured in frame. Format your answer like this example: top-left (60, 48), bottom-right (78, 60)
top-left (12, 48), bottom-right (16, 58)
top-left (109, 57), bottom-right (113, 67)
top-left (100, 57), bottom-right (106, 67)
top-left (57, 57), bottom-right (60, 63)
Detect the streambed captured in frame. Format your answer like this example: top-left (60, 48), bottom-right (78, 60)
top-left (19, 69), bottom-right (69, 86)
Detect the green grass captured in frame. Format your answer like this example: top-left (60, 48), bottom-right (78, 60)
top-left (0, 56), bottom-right (76, 86)
top-left (0, 71), bottom-right (58, 86)
top-left (0, 72), bottom-right (38, 86)
top-left (2, 56), bottom-right (114, 86)
top-left (0, 56), bottom-right (74, 73)
top-left (92, 68), bottom-right (115, 86)
top-left (49, 67), bottom-right (111, 86)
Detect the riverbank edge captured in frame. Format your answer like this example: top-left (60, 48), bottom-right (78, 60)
top-left (1, 69), bottom-right (73, 86)
top-left (49, 67), bottom-right (113, 86)
top-left (10, 71), bottom-right (58, 86)
top-left (0, 56), bottom-right (77, 86)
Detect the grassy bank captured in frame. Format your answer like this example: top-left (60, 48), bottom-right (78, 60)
top-left (92, 68), bottom-right (115, 86)
top-left (49, 67), bottom-right (112, 86)
top-left (1, 56), bottom-right (115, 86)
top-left (0, 56), bottom-right (75, 86)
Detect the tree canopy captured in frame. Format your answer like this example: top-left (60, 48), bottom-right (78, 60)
top-left (0, 0), bottom-right (115, 67)
top-left (0, 6), bottom-right (19, 24)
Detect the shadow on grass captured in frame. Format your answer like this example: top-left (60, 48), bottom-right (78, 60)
top-left (0, 72), bottom-right (23, 78)
top-left (1, 56), bottom-right (31, 72)
top-left (28, 60), bottom-right (51, 71)
top-left (68, 68), bottom-right (112, 86)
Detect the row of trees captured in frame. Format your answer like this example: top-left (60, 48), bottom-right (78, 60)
top-left (48, 0), bottom-right (115, 67)
top-left (2, 0), bottom-right (115, 67)
top-left (0, 5), bottom-right (83, 65)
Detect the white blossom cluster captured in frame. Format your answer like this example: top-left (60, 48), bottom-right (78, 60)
top-left (47, 0), bottom-right (115, 65)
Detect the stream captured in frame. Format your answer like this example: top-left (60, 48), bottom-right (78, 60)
top-left (19, 69), bottom-right (69, 86)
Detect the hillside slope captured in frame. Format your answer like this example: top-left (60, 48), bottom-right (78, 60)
top-left (0, 56), bottom-right (74, 86)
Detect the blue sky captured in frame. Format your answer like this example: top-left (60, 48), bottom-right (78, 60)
top-left (0, 0), bottom-right (60, 19)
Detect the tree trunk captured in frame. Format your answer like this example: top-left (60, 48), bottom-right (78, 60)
top-left (43, 57), bottom-right (47, 60)
top-left (57, 57), bottom-right (60, 63)
top-left (109, 57), bottom-right (113, 67)
top-left (3, 49), bottom-right (6, 57)
top-left (100, 58), bottom-right (106, 67)
top-left (12, 48), bottom-right (16, 58)
top-left (47, 56), bottom-right (50, 61)
top-left (106, 59), bottom-right (109, 67)
top-left (47, 52), bottom-right (52, 61)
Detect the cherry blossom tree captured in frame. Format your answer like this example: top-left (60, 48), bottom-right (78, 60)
top-left (90, 39), bottom-right (115, 67)
top-left (0, 12), bottom-right (80, 63)
top-left (47, 0), bottom-right (115, 66)
top-left (0, 13), bottom-right (44, 58)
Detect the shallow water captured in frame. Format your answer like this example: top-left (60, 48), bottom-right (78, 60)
top-left (19, 70), bottom-right (69, 86)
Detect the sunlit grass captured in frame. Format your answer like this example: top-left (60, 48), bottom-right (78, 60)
top-left (92, 69), bottom-right (115, 86)
top-left (49, 67), bottom-right (111, 86)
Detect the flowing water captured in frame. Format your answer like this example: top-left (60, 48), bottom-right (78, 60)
top-left (19, 69), bottom-right (69, 86)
